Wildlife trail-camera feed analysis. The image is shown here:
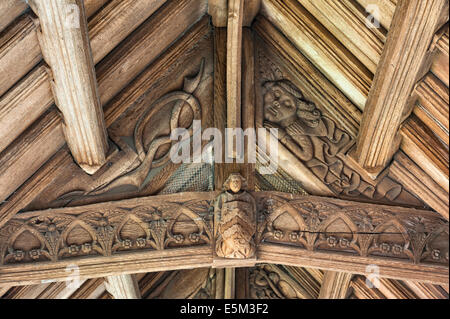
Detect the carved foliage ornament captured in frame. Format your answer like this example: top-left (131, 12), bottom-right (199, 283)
top-left (256, 193), bottom-right (449, 265)
top-left (0, 197), bottom-right (213, 265)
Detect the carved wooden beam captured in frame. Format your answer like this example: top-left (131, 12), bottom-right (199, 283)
top-left (29, 0), bottom-right (109, 174)
top-left (352, 0), bottom-right (448, 178)
top-left (105, 274), bottom-right (141, 299)
top-left (226, 0), bottom-right (244, 132)
top-left (318, 271), bottom-right (352, 299)
top-left (0, 192), bottom-right (447, 286)
top-left (256, 192), bottom-right (448, 285)
top-left (209, 0), bottom-right (260, 27)
top-left (0, 0), bottom-right (117, 154)
top-left (0, 0), bottom-right (162, 156)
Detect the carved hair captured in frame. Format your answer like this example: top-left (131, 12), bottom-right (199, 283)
top-left (263, 80), bottom-right (321, 124)
top-left (223, 173), bottom-right (248, 191)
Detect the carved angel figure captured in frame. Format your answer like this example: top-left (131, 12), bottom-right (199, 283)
top-left (263, 80), bottom-right (401, 200)
top-left (214, 174), bottom-right (256, 259)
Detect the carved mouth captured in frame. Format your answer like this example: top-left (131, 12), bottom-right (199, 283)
top-left (267, 106), bottom-right (278, 116)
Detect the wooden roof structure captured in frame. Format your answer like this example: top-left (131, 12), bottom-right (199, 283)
top-left (0, 0), bottom-right (448, 299)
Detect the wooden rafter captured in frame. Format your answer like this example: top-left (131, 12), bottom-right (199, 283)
top-left (319, 271), bottom-right (352, 299)
top-left (105, 274), bottom-right (141, 299)
top-left (352, 0), bottom-right (448, 177)
top-left (29, 0), bottom-right (109, 175)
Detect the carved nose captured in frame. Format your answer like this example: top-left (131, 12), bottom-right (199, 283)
top-left (273, 101), bottom-right (280, 108)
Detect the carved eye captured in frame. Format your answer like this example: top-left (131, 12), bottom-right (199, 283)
top-left (273, 90), bottom-right (281, 98)
top-left (284, 100), bottom-right (293, 108)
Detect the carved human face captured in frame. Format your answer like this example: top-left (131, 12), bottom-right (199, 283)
top-left (229, 176), bottom-right (242, 193)
top-left (263, 84), bottom-right (297, 125)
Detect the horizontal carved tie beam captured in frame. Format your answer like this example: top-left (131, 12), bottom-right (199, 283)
top-left (0, 192), bottom-right (447, 286)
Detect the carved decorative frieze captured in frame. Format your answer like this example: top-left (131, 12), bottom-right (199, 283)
top-left (0, 194), bottom-right (213, 265)
top-left (256, 192), bottom-right (449, 266)
top-left (214, 174), bottom-right (257, 259)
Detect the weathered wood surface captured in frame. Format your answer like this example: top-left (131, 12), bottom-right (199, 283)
top-left (299, 0), bottom-right (385, 74)
top-left (0, 0), bottom-right (208, 205)
top-left (226, 0), bottom-right (244, 133)
top-left (208, 0), bottom-right (260, 27)
top-left (353, 0), bottom-right (448, 177)
top-left (355, 0), bottom-right (396, 30)
top-left (319, 271), bottom-right (352, 299)
top-left (0, 192), bottom-right (447, 286)
top-left (260, 0), bottom-right (372, 110)
top-left (30, 0), bottom-right (109, 174)
top-left (390, 152), bottom-right (449, 220)
top-left (105, 274), bottom-right (141, 299)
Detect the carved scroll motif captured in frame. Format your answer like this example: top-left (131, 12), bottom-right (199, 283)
top-left (87, 60), bottom-right (206, 196)
top-left (249, 265), bottom-right (307, 299)
top-left (214, 174), bottom-right (257, 259)
top-left (0, 196), bottom-right (213, 265)
top-left (256, 193), bottom-right (449, 266)
top-left (261, 78), bottom-right (405, 202)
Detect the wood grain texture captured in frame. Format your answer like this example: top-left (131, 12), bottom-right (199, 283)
top-left (299, 0), bottom-right (385, 74)
top-left (208, 0), bottom-right (260, 27)
top-left (260, 0), bottom-right (372, 110)
top-left (355, 0), bottom-right (396, 30)
top-left (353, 0), bottom-right (448, 176)
top-left (0, 0), bottom-right (28, 33)
top-left (0, 14), bottom-right (41, 98)
top-left (0, 63), bottom-right (52, 154)
top-left (390, 152), bottom-right (449, 219)
top-left (226, 0), bottom-right (244, 132)
top-left (96, 0), bottom-right (208, 106)
top-left (30, 0), bottom-right (108, 174)
top-left (0, 109), bottom-right (65, 205)
top-left (88, 0), bottom-right (166, 64)
top-left (400, 115), bottom-right (449, 193)
top-left (319, 271), bottom-right (352, 299)
top-left (413, 73), bottom-right (449, 146)
top-left (105, 274), bottom-right (141, 299)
